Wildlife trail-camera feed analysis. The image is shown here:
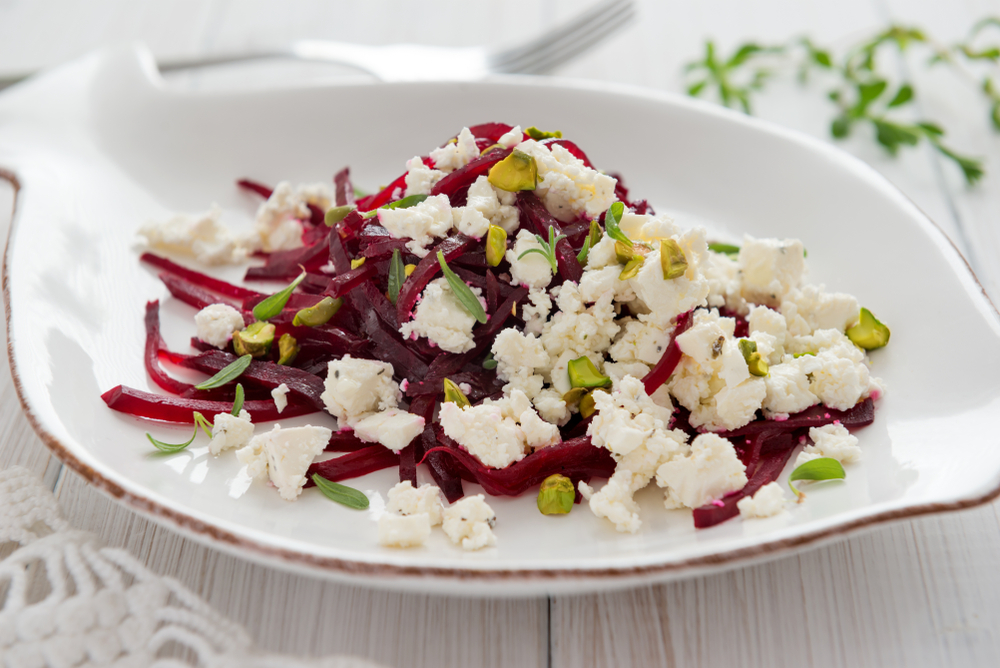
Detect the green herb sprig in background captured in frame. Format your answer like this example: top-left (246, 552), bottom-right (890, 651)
top-left (685, 18), bottom-right (1000, 185)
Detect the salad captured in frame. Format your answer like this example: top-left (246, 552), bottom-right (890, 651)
top-left (114, 122), bottom-right (889, 551)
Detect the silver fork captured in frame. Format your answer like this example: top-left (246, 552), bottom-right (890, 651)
top-left (0, 0), bottom-right (635, 88)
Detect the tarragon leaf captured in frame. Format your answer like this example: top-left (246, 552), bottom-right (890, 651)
top-left (231, 383), bottom-right (245, 416)
top-left (387, 248), bottom-right (405, 305)
top-left (437, 252), bottom-right (487, 324)
top-left (147, 412), bottom-right (214, 453)
top-left (195, 354), bottom-right (252, 390)
top-left (253, 270), bottom-right (307, 321)
top-left (603, 201), bottom-right (631, 248)
top-left (312, 474), bottom-right (370, 509)
top-left (788, 457), bottom-right (846, 498)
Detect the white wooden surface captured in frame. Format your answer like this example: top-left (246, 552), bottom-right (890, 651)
top-left (3, 1), bottom-right (1000, 665)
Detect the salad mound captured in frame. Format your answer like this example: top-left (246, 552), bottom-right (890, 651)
top-left (115, 122), bottom-right (888, 549)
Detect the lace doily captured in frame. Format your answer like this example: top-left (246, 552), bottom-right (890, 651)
top-left (0, 466), bottom-right (387, 668)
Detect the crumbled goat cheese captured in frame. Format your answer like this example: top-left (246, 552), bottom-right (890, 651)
top-left (378, 194), bottom-right (454, 257)
top-left (321, 356), bottom-right (400, 425)
top-left (386, 481), bottom-right (444, 525)
top-left (253, 181), bottom-right (333, 252)
top-left (137, 204), bottom-right (247, 265)
top-left (737, 482), bottom-right (787, 519)
top-left (609, 317), bottom-right (672, 366)
top-left (399, 277), bottom-right (482, 354)
top-left (796, 423), bottom-right (862, 466)
top-left (403, 156), bottom-right (446, 197)
top-left (628, 229), bottom-right (710, 328)
top-left (617, 212), bottom-right (681, 242)
top-left (438, 401), bottom-right (527, 468)
top-left (507, 229), bottom-right (554, 289)
top-left (430, 127), bottom-right (479, 173)
top-left (585, 235), bottom-right (618, 270)
top-left (236, 424), bottom-right (332, 501)
top-left (540, 284), bottom-right (620, 361)
top-left (578, 480), bottom-right (595, 500)
top-left (702, 250), bottom-right (746, 313)
top-left (208, 409), bottom-right (254, 455)
top-left (351, 408), bottom-right (425, 452)
top-left (781, 284), bottom-right (859, 335)
top-left (521, 288), bottom-right (553, 335)
top-left (442, 495), bottom-right (497, 550)
top-left (656, 433), bottom-right (748, 509)
top-left (378, 513), bottom-right (432, 548)
top-left (194, 303), bottom-right (245, 348)
top-left (738, 235), bottom-right (805, 307)
top-left (515, 140), bottom-right (617, 221)
top-left (271, 383), bottom-right (289, 414)
top-left (497, 125), bottom-right (523, 148)
top-left (485, 389), bottom-right (561, 449)
top-left (762, 356), bottom-right (819, 417)
top-left (579, 265), bottom-right (636, 304)
top-left (491, 328), bottom-right (550, 400)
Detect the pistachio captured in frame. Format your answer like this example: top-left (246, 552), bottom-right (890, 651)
top-left (325, 205), bottom-right (355, 227)
top-left (846, 307), bottom-right (890, 350)
top-left (277, 333), bottom-right (299, 365)
top-left (615, 240), bottom-right (635, 265)
top-left (660, 238), bottom-right (688, 279)
top-left (233, 321), bottom-right (275, 358)
top-left (738, 338), bottom-right (769, 376)
top-left (351, 257), bottom-right (366, 270)
top-left (588, 218), bottom-right (603, 247)
top-left (537, 474), bottom-right (575, 515)
top-left (618, 256), bottom-right (645, 280)
top-left (487, 150), bottom-right (538, 192)
top-left (561, 387), bottom-right (589, 406)
top-left (480, 143), bottom-right (503, 155)
top-left (578, 390), bottom-right (599, 419)
top-left (443, 378), bottom-right (471, 408)
top-left (293, 297), bottom-right (343, 327)
top-left (567, 356), bottom-right (612, 389)
top-left (486, 225), bottom-right (508, 267)
top-left (525, 126), bottom-right (563, 140)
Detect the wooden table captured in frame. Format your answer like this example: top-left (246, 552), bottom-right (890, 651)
top-left (3, 1), bottom-right (1000, 665)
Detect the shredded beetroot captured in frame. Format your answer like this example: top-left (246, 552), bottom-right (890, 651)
top-left (431, 150), bottom-right (511, 204)
top-left (141, 253), bottom-right (260, 301)
top-left (178, 350), bottom-right (326, 411)
top-left (334, 167), bottom-right (354, 207)
top-left (422, 431), bottom-right (615, 497)
top-left (420, 426), bottom-right (464, 502)
top-left (327, 431), bottom-right (374, 452)
top-left (356, 173), bottom-right (408, 211)
top-left (395, 234), bottom-right (476, 323)
top-left (236, 178), bottom-right (273, 199)
top-left (305, 446), bottom-right (400, 485)
top-left (244, 235), bottom-right (331, 281)
top-left (468, 122), bottom-right (516, 143)
top-left (144, 301), bottom-right (195, 395)
top-left (641, 310), bottom-right (693, 396)
top-left (515, 192), bottom-right (583, 282)
top-left (326, 263), bottom-right (377, 298)
top-left (720, 399), bottom-right (875, 439)
top-left (158, 273), bottom-right (231, 312)
top-left (102, 385), bottom-right (316, 424)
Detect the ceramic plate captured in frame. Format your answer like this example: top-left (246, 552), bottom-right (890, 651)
top-left (4, 45), bottom-right (1000, 596)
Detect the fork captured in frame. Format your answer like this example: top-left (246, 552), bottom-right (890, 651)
top-left (0, 0), bottom-right (635, 88)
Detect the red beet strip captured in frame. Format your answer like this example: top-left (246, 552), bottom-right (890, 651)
top-left (144, 301), bottom-right (195, 395)
top-left (641, 310), bottom-right (693, 396)
top-left (102, 385), bottom-right (317, 424)
top-left (431, 149), bottom-right (510, 203)
top-left (420, 426), bottom-right (465, 502)
top-left (159, 273), bottom-right (235, 311)
top-left (326, 263), bottom-right (377, 299)
top-left (334, 167), bottom-right (355, 207)
top-left (305, 446), bottom-right (400, 485)
top-left (237, 178), bottom-right (273, 199)
top-left (357, 172), bottom-right (408, 211)
top-left (326, 431), bottom-right (372, 452)
top-left (395, 234), bottom-right (476, 323)
top-left (515, 192), bottom-right (583, 283)
top-left (244, 234), bottom-right (331, 281)
top-left (719, 398), bottom-right (875, 440)
top-left (178, 350), bottom-right (327, 411)
top-left (142, 253), bottom-right (260, 300)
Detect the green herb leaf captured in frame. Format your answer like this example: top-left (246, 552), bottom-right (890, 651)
top-left (887, 83), bottom-right (914, 107)
top-left (387, 248), bottom-right (406, 305)
top-left (147, 412), bottom-right (214, 453)
top-left (195, 354), bottom-right (252, 390)
top-left (253, 271), bottom-right (307, 321)
top-left (231, 383), bottom-right (245, 416)
top-left (312, 474), bottom-right (370, 509)
top-left (788, 457), bottom-right (846, 498)
top-left (437, 251), bottom-right (488, 324)
top-left (325, 205), bottom-right (356, 227)
top-left (482, 352), bottom-right (498, 370)
top-left (383, 194), bottom-right (428, 210)
top-left (517, 225), bottom-right (565, 273)
top-left (576, 236), bottom-right (592, 266)
top-left (604, 201), bottom-right (631, 248)
top-left (708, 242), bottom-right (741, 256)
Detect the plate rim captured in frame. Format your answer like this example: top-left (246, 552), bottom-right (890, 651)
top-left (4, 50), bottom-right (1000, 589)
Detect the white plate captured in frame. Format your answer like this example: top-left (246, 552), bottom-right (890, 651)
top-left (4, 45), bottom-right (1000, 596)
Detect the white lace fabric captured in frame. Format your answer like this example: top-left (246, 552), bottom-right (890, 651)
top-left (0, 467), bottom-right (387, 668)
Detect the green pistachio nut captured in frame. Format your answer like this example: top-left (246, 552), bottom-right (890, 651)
top-left (487, 150), bottom-right (538, 192)
top-left (480, 143), bottom-right (503, 155)
top-left (292, 297), bottom-right (343, 327)
top-left (486, 225), bottom-right (508, 267)
top-left (525, 126), bottom-right (563, 140)
top-left (277, 333), bottom-right (299, 365)
top-left (618, 256), bottom-right (645, 280)
top-left (846, 307), bottom-right (890, 350)
top-left (578, 390), bottom-right (598, 419)
top-left (588, 218), bottom-right (603, 247)
top-left (443, 378), bottom-right (472, 408)
top-left (738, 338), bottom-right (769, 376)
top-left (708, 241), bottom-right (740, 256)
top-left (567, 356), bottom-right (612, 389)
top-left (537, 474), bottom-right (575, 515)
top-left (660, 238), bottom-right (688, 279)
top-left (615, 240), bottom-right (636, 265)
top-left (325, 205), bottom-right (356, 227)
top-left (561, 387), bottom-right (589, 407)
top-left (233, 321), bottom-right (275, 358)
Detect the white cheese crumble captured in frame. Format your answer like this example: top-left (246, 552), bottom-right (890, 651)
top-left (399, 277), bottom-right (482, 354)
top-left (137, 204), bottom-right (247, 265)
top-left (386, 481), bottom-right (444, 526)
top-left (252, 181), bottom-right (333, 252)
top-left (429, 127), bottom-right (479, 173)
top-left (796, 423), bottom-right (862, 466)
top-left (515, 139), bottom-right (617, 221)
top-left (271, 383), bottom-right (289, 414)
top-left (378, 513), bottom-right (432, 548)
top-left (208, 409), bottom-right (254, 456)
top-left (628, 228), bottom-right (710, 329)
top-left (738, 235), bottom-right (806, 307)
top-left (497, 125), bottom-right (523, 148)
top-left (194, 303), bottom-right (245, 348)
top-left (491, 328), bottom-right (550, 401)
top-left (442, 495), bottom-right (497, 550)
top-left (378, 194), bottom-right (454, 257)
top-left (321, 356), bottom-right (400, 425)
top-left (236, 424), bottom-right (332, 501)
top-left (403, 156), bottom-right (446, 197)
top-left (454, 175), bottom-right (519, 237)
top-left (438, 401), bottom-right (527, 469)
top-left (737, 482), bottom-right (787, 519)
top-left (506, 229), bottom-right (554, 289)
top-left (351, 408), bottom-right (425, 452)
top-left (655, 433), bottom-right (748, 509)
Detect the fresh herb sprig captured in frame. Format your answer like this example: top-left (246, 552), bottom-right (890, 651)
top-left (312, 474), bottom-right (370, 509)
top-left (437, 251), bottom-right (488, 324)
top-left (685, 19), bottom-right (1000, 184)
top-left (517, 225), bottom-right (567, 273)
top-left (253, 270), bottom-right (307, 321)
top-left (788, 457), bottom-right (846, 499)
top-left (147, 412), bottom-right (214, 453)
top-left (195, 354), bottom-right (252, 390)
top-left (387, 248), bottom-right (406, 305)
